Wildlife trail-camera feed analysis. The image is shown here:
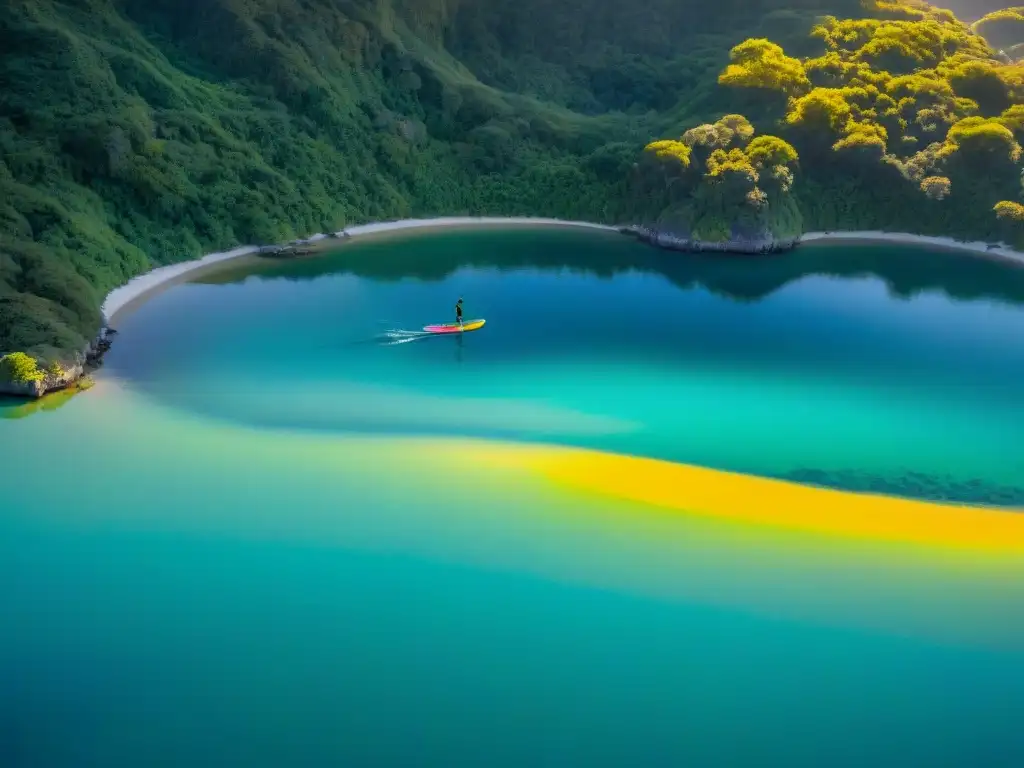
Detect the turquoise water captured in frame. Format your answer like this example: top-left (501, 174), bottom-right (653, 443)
top-left (3, 227), bottom-right (1024, 766)
top-left (113, 228), bottom-right (1024, 504)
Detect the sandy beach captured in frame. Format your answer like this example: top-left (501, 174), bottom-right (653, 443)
top-left (100, 217), bottom-right (616, 324)
top-left (800, 230), bottom-right (1024, 267)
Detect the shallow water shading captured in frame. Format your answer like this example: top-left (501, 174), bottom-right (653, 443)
top-left (3, 228), bottom-right (1024, 766)
top-left (108, 228), bottom-right (1024, 504)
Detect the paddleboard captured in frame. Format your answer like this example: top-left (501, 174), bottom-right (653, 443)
top-left (423, 318), bottom-right (486, 334)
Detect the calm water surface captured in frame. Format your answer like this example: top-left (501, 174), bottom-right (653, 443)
top-left (3, 227), bottom-right (1024, 766)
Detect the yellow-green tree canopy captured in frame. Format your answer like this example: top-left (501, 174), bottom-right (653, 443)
top-left (813, 16), bottom-right (989, 72)
top-left (718, 39), bottom-right (809, 95)
top-left (704, 148), bottom-right (765, 208)
top-left (897, 141), bottom-right (946, 181)
top-left (945, 59), bottom-right (1010, 114)
top-left (919, 175), bottom-right (951, 199)
top-left (0, 353), bottom-right (44, 384)
top-left (994, 200), bottom-right (1024, 220)
top-left (717, 114), bottom-right (755, 143)
top-left (1000, 103), bottom-right (1024, 133)
top-left (643, 139), bottom-right (692, 169)
top-left (944, 116), bottom-right (1023, 162)
top-left (886, 72), bottom-right (954, 107)
top-left (833, 121), bottom-right (888, 157)
top-left (643, 4), bottom-right (1024, 240)
top-left (680, 115), bottom-right (759, 153)
top-left (745, 135), bottom-right (799, 167)
top-left (972, 8), bottom-right (1024, 51)
top-left (786, 88), bottom-right (853, 133)
top-left (706, 148), bottom-right (759, 184)
top-left (682, 122), bottom-right (734, 150)
top-left (913, 105), bottom-right (956, 137)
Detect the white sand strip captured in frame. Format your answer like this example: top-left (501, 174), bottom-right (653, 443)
top-left (101, 244), bottom-right (260, 322)
top-left (99, 217), bottom-right (616, 323)
top-left (800, 230), bottom-right (1024, 266)
top-left (341, 217), bottom-right (616, 237)
top-left (99, 220), bottom-right (1024, 325)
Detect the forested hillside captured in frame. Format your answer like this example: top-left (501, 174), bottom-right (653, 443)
top-left (636, 1), bottom-right (1024, 244)
top-left (1, 0), bottom-right (1023, 370)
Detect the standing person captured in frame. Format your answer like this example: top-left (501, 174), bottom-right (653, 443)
top-left (455, 297), bottom-right (463, 327)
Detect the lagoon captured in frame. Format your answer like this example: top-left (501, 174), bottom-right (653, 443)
top-left (3, 227), bottom-right (1024, 766)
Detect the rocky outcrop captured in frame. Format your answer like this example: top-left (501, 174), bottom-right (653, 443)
top-left (0, 362), bottom-right (84, 399)
top-left (621, 225), bottom-right (799, 255)
top-left (0, 328), bottom-right (114, 399)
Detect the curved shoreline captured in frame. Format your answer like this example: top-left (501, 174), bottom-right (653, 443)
top-left (100, 217), bottom-right (616, 324)
top-left (799, 230), bottom-right (1024, 267)
top-left (100, 218), bottom-right (1024, 325)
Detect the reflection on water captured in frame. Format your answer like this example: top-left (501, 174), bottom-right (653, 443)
top-left (4, 229), bottom-right (1024, 767)
top-left (198, 227), bottom-right (1024, 307)
top-left (105, 228), bottom-right (1024, 507)
top-left (0, 384), bottom-right (90, 420)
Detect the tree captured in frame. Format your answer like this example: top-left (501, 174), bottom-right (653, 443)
top-left (717, 115), bottom-right (755, 144)
top-left (0, 353), bottom-right (45, 384)
top-left (786, 88), bottom-right (853, 133)
top-left (994, 200), bottom-right (1024, 220)
top-left (718, 39), bottom-right (810, 95)
top-left (919, 175), bottom-right (951, 199)
top-left (946, 59), bottom-right (1010, 115)
top-left (706, 148), bottom-right (759, 184)
top-left (745, 135), bottom-right (799, 167)
top-left (833, 121), bottom-right (888, 159)
top-left (944, 117), bottom-right (1023, 162)
top-left (644, 140), bottom-right (692, 169)
top-left (682, 123), bottom-right (734, 151)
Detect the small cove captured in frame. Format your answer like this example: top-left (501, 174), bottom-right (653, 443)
top-left (106, 227), bottom-right (1024, 505)
top-left (3, 226), bottom-right (1024, 767)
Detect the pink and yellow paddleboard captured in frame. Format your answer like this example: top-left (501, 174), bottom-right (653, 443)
top-left (423, 319), bottom-right (486, 334)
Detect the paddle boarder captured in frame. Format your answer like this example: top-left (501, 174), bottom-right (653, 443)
top-left (455, 297), bottom-right (463, 328)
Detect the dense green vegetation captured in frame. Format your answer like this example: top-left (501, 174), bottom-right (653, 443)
top-left (2, 0), bottom-right (1024, 366)
top-left (639, 0), bottom-right (1024, 243)
top-left (0, 352), bottom-right (44, 385)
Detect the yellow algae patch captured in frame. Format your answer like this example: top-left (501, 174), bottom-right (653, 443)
top-left (462, 441), bottom-right (1024, 553)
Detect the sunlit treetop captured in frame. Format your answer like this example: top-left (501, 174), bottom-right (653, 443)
top-left (717, 114), bottom-right (755, 143)
top-left (682, 122), bottom-right (734, 149)
top-left (706, 148), bottom-right (758, 180)
top-left (941, 58), bottom-right (1012, 113)
top-left (643, 139), bottom-right (692, 168)
top-left (785, 88), bottom-right (854, 133)
top-left (718, 39), bottom-right (810, 95)
top-left (999, 103), bottom-right (1024, 133)
top-left (894, 140), bottom-right (946, 181)
top-left (944, 116), bottom-right (1023, 162)
top-left (864, 0), bottom-right (956, 24)
top-left (812, 16), bottom-right (988, 72)
top-left (744, 135), bottom-right (799, 167)
top-left (0, 353), bottom-right (44, 384)
top-left (833, 120), bottom-right (888, 157)
top-left (994, 199), bottom-right (1024, 220)
top-left (919, 174), bottom-right (951, 199)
